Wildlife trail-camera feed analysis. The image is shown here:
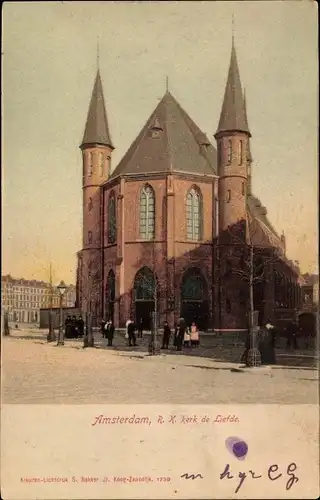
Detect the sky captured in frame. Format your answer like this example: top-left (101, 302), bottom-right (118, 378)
top-left (2, 1), bottom-right (318, 285)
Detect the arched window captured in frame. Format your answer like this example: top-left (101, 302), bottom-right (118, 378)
top-left (107, 191), bottom-right (116, 244)
top-left (181, 269), bottom-right (206, 301)
top-left (214, 198), bottom-right (219, 237)
top-left (88, 197), bottom-right (93, 212)
top-left (239, 140), bottom-right (243, 165)
top-left (134, 267), bottom-right (155, 301)
top-left (242, 182), bottom-right (245, 196)
top-left (88, 152), bottom-right (93, 176)
top-left (227, 140), bottom-right (232, 164)
top-left (227, 189), bottom-right (231, 203)
top-left (186, 187), bottom-right (201, 241)
top-left (88, 231), bottom-right (92, 244)
top-left (139, 185), bottom-right (155, 240)
top-left (100, 153), bottom-right (104, 176)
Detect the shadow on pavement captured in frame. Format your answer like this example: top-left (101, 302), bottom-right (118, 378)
top-left (100, 332), bottom-right (317, 370)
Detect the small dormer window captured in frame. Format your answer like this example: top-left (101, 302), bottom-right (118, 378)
top-left (149, 116), bottom-right (163, 139)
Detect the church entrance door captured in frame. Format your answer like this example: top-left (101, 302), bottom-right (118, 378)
top-left (180, 268), bottom-right (209, 331)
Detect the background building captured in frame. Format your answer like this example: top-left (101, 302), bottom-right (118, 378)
top-left (76, 40), bottom-right (302, 331)
top-left (1, 275), bottom-right (76, 324)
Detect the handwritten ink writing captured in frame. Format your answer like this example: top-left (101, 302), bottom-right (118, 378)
top-left (181, 473), bottom-right (203, 480)
top-left (220, 462), bottom-right (299, 493)
top-left (268, 464), bottom-right (282, 481)
top-left (169, 415), bottom-right (176, 424)
top-left (157, 415), bottom-right (164, 424)
top-left (286, 463), bottom-right (299, 490)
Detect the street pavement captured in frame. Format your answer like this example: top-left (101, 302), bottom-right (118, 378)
top-left (1, 327), bottom-right (318, 404)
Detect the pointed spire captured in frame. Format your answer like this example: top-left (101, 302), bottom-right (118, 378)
top-left (215, 41), bottom-right (251, 137)
top-left (81, 70), bottom-right (114, 149)
top-left (165, 76), bottom-right (169, 93)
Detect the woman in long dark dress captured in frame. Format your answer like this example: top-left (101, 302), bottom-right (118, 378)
top-left (258, 323), bottom-right (276, 365)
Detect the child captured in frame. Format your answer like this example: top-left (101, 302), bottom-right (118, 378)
top-left (190, 322), bottom-right (200, 347)
top-left (183, 327), bottom-right (191, 347)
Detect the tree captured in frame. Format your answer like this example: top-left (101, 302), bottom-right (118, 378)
top-left (3, 310), bottom-right (10, 336)
top-left (220, 218), bottom-right (293, 367)
top-left (77, 251), bottom-right (104, 348)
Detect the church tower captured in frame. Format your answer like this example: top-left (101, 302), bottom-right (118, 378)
top-left (215, 39), bottom-right (251, 241)
top-left (79, 69), bottom-right (114, 319)
top-left (214, 39), bottom-right (251, 330)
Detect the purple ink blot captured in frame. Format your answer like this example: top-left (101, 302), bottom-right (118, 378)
top-left (225, 437), bottom-right (248, 460)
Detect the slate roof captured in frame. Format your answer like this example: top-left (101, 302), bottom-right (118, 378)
top-left (247, 194), bottom-right (287, 256)
top-left (81, 70), bottom-right (114, 149)
top-left (110, 91), bottom-right (217, 178)
top-left (216, 42), bottom-right (251, 136)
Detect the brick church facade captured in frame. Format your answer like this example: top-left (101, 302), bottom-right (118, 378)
top-left (76, 41), bottom-right (301, 331)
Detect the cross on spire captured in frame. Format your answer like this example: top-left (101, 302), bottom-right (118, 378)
top-left (232, 13), bottom-right (235, 45)
top-left (97, 36), bottom-right (100, 70)
top-left (166, 76), bottom-right (169, 93)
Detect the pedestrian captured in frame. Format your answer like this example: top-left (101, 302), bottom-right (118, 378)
top-left (190, 321), bottom-right (200, 347)
top-left (286, 320), bottom-right (298, 349)
top-left (183, 326), bottom-right (191, 348)
top-left (77, 315), bottom-right (84, 337)
top-left (161, 321), bottom-right (171, 349)
top-left (173, 323), bottom-right (178, 347)
top-left (71, 316), bottom-right (77, 338)
top-left (176, 318), bottom-right (185, 351)
top-left (138, 318), bottom-right (143, 338)
top-left (101, 318), bottom-right (106, 338)
top-left (65, 315), bottom-right (72, 338)
top-left (125, 318), bottom-right (131, 344)
top-left (127, 319), bottom-right (137, 347)
top-left (105, 319), bottom-right (115, 347)
top-left (258, 321), bottom-right (276, 365)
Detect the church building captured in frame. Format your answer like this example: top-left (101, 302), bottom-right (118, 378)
top-left (76, 40), bottom-right (301, 332)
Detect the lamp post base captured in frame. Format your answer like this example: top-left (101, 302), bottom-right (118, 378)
top-left (47, 329), bottom-right (56, 342)
top-left (246, 348), bottom-right (262, 367)
top-left (83, 335), bottom-right (94, 348)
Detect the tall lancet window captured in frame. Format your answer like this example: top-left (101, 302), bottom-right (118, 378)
top-left (239, 140), bottom-right (243, 165)
top-left (139, 185), bottom-right (155, 240)
top-left (186, 187), bottom-right (202, 241)
top-left (107, 191), bottom-right (116, 244)
top-left (214, 198), bottom-right (219, 237)
top-left (100, 153), bottom-right (104, 176)
top-left (88, 152), bottom-right (93, 176)
top-left (227, 140), bottom-right (232, 164)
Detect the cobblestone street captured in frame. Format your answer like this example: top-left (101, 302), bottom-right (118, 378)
top-left (2, 328), bottom-right (318, 404)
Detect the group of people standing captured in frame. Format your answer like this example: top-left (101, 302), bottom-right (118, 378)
top-left (168, 318), bottom-right (200, 351)
top-left (64, 315), bottom-right (84, 339)
top-left (118, 317), bottom-right (201, 351)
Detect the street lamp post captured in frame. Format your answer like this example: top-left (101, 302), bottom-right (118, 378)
top-left (47, 263), bottom-right (56, 342)
top-left (56, 280), bottom-right (67, 346)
